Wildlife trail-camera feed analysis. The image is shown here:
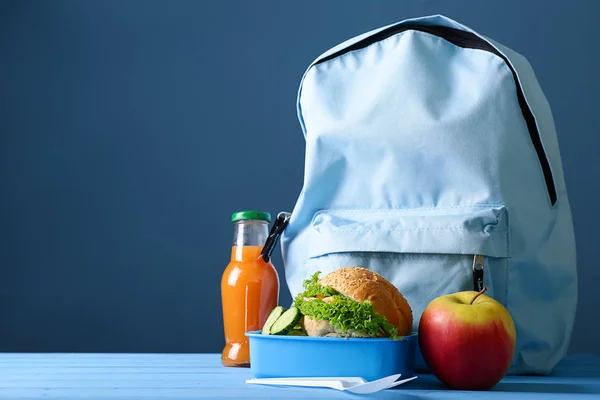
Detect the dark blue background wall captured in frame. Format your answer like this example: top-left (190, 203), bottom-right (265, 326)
top-left (1, 0), bottom-right (598, 354)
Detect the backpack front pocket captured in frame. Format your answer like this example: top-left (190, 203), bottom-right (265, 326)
top-left (302, 206), bottom-right (510, 333)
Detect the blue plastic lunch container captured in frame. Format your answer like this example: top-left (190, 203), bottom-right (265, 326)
top-left (246, 330), bottom-right (418, 381)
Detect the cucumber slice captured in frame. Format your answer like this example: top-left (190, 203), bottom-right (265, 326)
top-left (261, 306), bottom-right (285, 335)
top-left (287, 329), bottom-right (307, 336)
top-left (269, 307), bottom-right (302, 335)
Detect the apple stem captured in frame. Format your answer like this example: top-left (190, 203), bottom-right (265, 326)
top-left (470, 286), bottom-right (488, 305)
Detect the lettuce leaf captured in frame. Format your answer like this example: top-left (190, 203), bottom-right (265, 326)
top-left (297, 271), bottom-right (339, 298)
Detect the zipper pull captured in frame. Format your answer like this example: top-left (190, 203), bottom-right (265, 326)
top-left (260, 212), bottom-right (292, 263)
top-left (472, 254), bottom-right (484, 292)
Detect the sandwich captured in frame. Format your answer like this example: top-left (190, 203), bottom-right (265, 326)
top-left (294, 267), bottom-right (413, 339)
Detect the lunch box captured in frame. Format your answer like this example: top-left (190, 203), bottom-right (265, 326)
top-left (246, 331), bottom-right (418, 381)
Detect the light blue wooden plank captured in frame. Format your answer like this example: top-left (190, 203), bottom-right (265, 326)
top-left (0, 360), bottom-right (220, 365)
top-left (0, 355), bottom-right (222, 367)
top-left (0, 380), bottom-right (236, 388)
top-left (0, 387), bottom-right (596, 400)
top-left (0, 373), bottom-right (598, 385)
top-left (3, 378), bottom-right (598, 389)
top-left (0, 368), bottom-right (225, 374)
top-left (0, 387), bottom-right (366, 399)
top-left (0, 373), bottom-right (232, 379)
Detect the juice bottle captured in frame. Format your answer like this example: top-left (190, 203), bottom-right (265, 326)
top-left (221, 211), bottom-right (279, 367)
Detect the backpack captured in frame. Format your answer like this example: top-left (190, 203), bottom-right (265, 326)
top-left (280, 14), bottom-right (577, 375)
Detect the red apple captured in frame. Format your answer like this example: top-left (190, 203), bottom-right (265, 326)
top-left (418, 287), bottom-right (516, 390)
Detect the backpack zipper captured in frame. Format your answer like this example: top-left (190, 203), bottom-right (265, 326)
top-left (314, 24), bottom-right (557, 206)
top-left (472, 254), bottom-right (485, 292)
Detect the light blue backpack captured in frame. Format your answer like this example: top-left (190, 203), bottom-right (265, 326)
top-left (281, 14), bottom-right (577, 375)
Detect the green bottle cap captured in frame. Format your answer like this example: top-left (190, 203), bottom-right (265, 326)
top-left (231, 210), bottom-right (271, 223)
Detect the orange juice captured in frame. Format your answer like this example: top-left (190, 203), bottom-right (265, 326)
top-left (221, 211), bottom-right (279, 367)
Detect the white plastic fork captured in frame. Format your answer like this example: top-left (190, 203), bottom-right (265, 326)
top-left (245, 374), bottom-right (418, 394)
